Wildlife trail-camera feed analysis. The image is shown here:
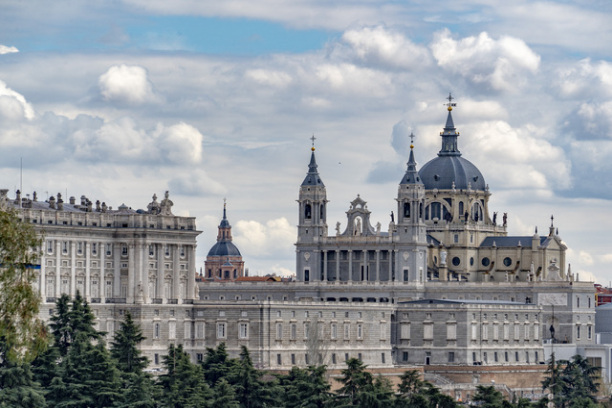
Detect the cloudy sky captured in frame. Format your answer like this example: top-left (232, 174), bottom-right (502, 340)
top-left (1, 0), bottom-right (611, 284)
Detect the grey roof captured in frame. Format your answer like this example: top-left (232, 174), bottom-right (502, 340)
top-left (219, 206), bottom-right (230, 228)
top-left (207, 241), bottom-right (242, 257)
top-left (301, 151), bottom-right (325, 187)
top-left (399, 147), bottom-right (424, 185)
top-left (418, 109), bottom-right (486, 191)
top-left (479, 236), bottom-right (548, 248)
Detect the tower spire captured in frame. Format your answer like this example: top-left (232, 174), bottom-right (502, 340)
top-left (302, 135), bottom-right (325, 186)
top-left (439, 93), bottom-right (461, 157)
top-left (400, 132), bottom-right (423, 185)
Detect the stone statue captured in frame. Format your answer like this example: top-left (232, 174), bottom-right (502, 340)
top-left (503, 212), bottom-right (507, 227)
top-left (335, 222), bottom-right (341, 235)
top-left (160, 191), bottom-right (174, 215)
top-left (493, 212), bottom-right (497, 225)
top-left (390, 211), bottom-right (394, 223)
top-left (440, 250), bottom-right (447, 265)
top-left (376, 222), bottom-right (381, 234)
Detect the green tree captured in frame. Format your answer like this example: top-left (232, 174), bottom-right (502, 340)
top-left (473, 385), bottom-right (505, 408)
top-left (201, 342), bottom-right (237, 387)
top-left (278, 365), bottom-right (332, 408)
top-left (229, 346), bottom-right (281, 408)
top-left (111, 311), bottom-right (157, 408)
top-left (157, 343), bottom-right (212, 408)
top-left (0, 208), bottom-right (47, 362)
top-left (542, 354), bottom-right (600, 408)
top-left (212, 378), bottom-right (240, 408)
top-left (0, 339), bottom-right (46, 408)
top-left (336, 357), bottom-right (373, 406)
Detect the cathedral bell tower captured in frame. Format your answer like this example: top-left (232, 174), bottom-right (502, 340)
top-left (397, 133), bottom-right (427, 243)
top-left (296, 137), bottom-right (328, 281)
top-left (395, 134), bottom-right (428, 283)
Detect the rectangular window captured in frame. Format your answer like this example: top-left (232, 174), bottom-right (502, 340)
top-left (493, 324), bottom-right (499, 340)
top-left (217, 323), bottom-right (226, 339)
top-left (184, 322), bottom-right (192, 339)
top-left (471, 324), bottom-right (478, 339)
top-left (482, 324), bottom-right (488, 340)
top-left (588, 325), bottom-right (592, 339)
top-left (380, 323), bottom-right (387, 340)
top-left (344, 324), bottom-right (350, 340)
top-left (331, 323), bottom-right (337, 339)
top-left (290, 323), bottom-right (297, 340)
top-left (402, 351), bottom-right (408, 362)
top-left (447, 324), bottom-right (457, 340)
top-left (168, 321), bottom-right (176, 340)
top-left (276, 323), bottom-right (283, 340)
top-left (358, 353), bottom-right (362, 361)
top-left (357, 324), bottom-right (363, 339)
top-left (524, 324), bottom-right (530, 340)
top-left (448, 352), bottom-right (455, 363)
top-left (505, 352), bottom-right (509, 362)
top-left (197, 353), bottom-right (203, 362)
top-left (277, 354), bottom-right (282, 365)
top-left (576, 325), bottom-right (581, 339)
top-left (494, 352), bottom-right (498, 362)
top-left (503, 324), bottom-right (510, 340)
top-left (514, 325), bottom-right (520, 340)
top-left (154, 323), bottom-right (160, 339)
top-left (381, 353), bottom-right (386, 364)
top-left (515, 351), bottom-right (519, 362)
top-left (332, 353), bottom-right (337, 364)
top-left (304, 323), bottom-right (309, 340)
top-left (239, 323), bottom-right (249, 339)
top-left (154, 353), bottom-right (159, 365)
top-left (424, 324), bottom-right (433, 340)
top-left (345, 353), bottom-right (349, 361)
top-left (305, 354), bottom-right (309, 365)
top-left (196, 322), bottom-right (205, 339)
top-left (291, 354), bottom-right (295, 365)
top-left (400, 323), bottom-right (411, 340)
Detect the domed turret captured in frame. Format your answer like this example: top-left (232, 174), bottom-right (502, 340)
top-left (205, 201), bottom-right (245, 281)
top-left (419, 96), bottom-right (486, 191)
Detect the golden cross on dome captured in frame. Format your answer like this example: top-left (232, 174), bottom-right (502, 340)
top-left (410, 132), bottom-right (415, 149)
top-left (310, 134), bottom-right (316, 151)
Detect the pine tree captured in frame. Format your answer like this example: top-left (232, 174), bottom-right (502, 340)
top-left (279, 365), bottom-right (331, 408)
top-left (111, 311), bottom-right (157, 408)
top-left (201, 342), bottom-right (237, 386)
top-left (212, 378), bottom-right (240, 408)
top-left (158, 343), bottom-right (212, 408)
top-left (229, 346), bottom-right (281, 408)
top-left (336, 357), bottom-right (373, 406)
top-left (0, 340), bottom-right (46, 408)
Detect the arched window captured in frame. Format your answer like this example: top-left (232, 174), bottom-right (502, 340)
top-left (320, 204), bottom-right (325, 220)
top-left (404, 202), bottom-right (410, 218)
top-left (305, 204), bottom-right (312, 219)
top-left (459, 201), bottom-right (464, 215)
top-left (471, 203), bottom-right (483, 222)
top-left (426, 202), bottom-right (450, 221)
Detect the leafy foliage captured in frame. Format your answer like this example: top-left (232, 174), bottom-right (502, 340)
top-left (542, 354), bottom-right (600, 408)
top-left (0, 209), bottom-right (47, 362)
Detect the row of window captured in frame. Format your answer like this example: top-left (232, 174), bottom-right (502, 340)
top-left (275, 322), bottom-right (386, 341)
top-left (46, 241), bottom-right (188, 258)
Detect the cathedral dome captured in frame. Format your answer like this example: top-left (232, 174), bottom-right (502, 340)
top-left (418, 102), bottom-right (486, 191)
top-left (419, 155), bottom-right (486, 191)
top-left (207, 241), bottom-right (242, 257)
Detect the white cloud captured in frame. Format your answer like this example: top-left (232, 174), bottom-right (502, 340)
top-left (556, 59), bottom-right (612, 99)
top-left (156, 122), bottom-right (203, 165)
top-left (234, 217), bottom-right (295, 257)
top-left (0, 45), bottom-right (18, 55)
top-left (331, 25), bottom-right (432, 70)
top-left (0, 80), bottom-right (35, 120)
top-left (168, 169), bottom-right (227, 196)
top-left (431, 30), bottom-right (540, 92)
top-left (98, 64), bottom-right (157, 105)
top-left (245, 69), bottom-right (293, 88)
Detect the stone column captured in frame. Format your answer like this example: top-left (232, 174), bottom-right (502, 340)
top-left (55, 241), bottom-right (61, 298)
top-left (85, 242), bottom-right (91, 300)
top-left (113, 244), bottom-right (121, 299)
top-left (157, 244), bottom-right (164, 302)
top-left (375, 250), bottom-right (380, 283)
top-left (128, 242), bottom-right (136, 303)
top-left (173, 245), bottom-right (180, 300)
top-left (70, 241), bottom-right (76, 297)
top-left (335, 250), bottom-right (340, 281)
top-left (187, 245), bottom-right (196, 301)
top-left (40, 247), bottom-right (46, 301)
top-left (323, 251), bottom-right (328, 282)
top-left (348, 250), bottom-right (353, 282)
top-left (388, 250), bottom-right (393, 282)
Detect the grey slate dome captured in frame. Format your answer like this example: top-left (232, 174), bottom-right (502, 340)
top-left (418, 107), bottom-right (486, 191)
top-left (207, 241), bottom-right (241, 257)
